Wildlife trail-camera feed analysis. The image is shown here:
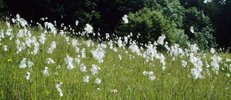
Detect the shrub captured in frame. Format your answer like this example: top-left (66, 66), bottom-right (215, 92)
top-left (183, 7), bottom-right (216, 49)
top-left (116, 8), bottom-right (189, 47)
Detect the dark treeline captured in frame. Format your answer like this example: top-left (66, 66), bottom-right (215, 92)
top-left (0, 0), bottom-right (230, 49)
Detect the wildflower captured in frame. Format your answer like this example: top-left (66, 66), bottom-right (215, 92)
top-left (25, 72), bottom-right (31, 80)
top-left (0, 30), bottom-right (4, 39)
top-left (84, 24), bottom-right (93, 33)
top-left (211, 55), bottom-right (222, 72)
top-left (71, 39), bottom-right (78, 47)
top-left (64, 55), bottom-right (74, 70)
top-left (143, 71), bottom-right (156, 81)
top-left (83, 75), bottom-right (90, 83)
top-left (210, 48), bottom-right (216, 54)
top-left (129, 42), bottom-right (141, 56)
top-left (111, 89), bottom-right (118, 93)
top-left (19, 58), bottom-right (27, 68)
top-left (44, 22), bottom-right (57, 35)
top-left (75, 20), bottom-right (79, 26)
top-left (27, 60), bottom-right (34, 68)
top-left (55, 82), bottom-right (63, 97)
top-left (42, 67), bottom-right (49, 76)
top-left (149, 75), bottom-right (156, 81)
top-left (47, 41), bottom-right (56, 54)
top-left (118, 55), bottom-right (122, 60)
top-left (39, 33), bottom-right (46, 44)
top-left (80, 64), bottom-right (87, 72)
top-left (190, 26), bottom-right (194, 33)
top-left (181, 60), bottom-right (188, 67)
top-left (3, 45), bottom-right (7, 51)
top-left (91, 64), bottom-right (100, 76)
top-left (157, 34), bottom-right (166, 45)
top-left (91, 47), bottom-right (105, 63)
top-left (46, 58), bottom-right (55, 64)
top-left (122, 15), bottom-right (129, 24)
top-left (95, 78), bottom-right (102, 84)
top-left (81, 48), bottom-right (86, 58)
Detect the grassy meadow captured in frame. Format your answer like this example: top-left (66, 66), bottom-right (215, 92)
top-left (0, 18), bottom-right (231, 100)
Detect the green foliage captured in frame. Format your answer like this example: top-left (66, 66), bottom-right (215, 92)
top-left (117, 8), bottom-right (175, 44)
top-left (183, 7), bottom-right (216, 49)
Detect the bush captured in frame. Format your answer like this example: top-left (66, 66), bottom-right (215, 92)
top-left (116, 8), bottom-right (189, 46)
top-left (183, 7), bottom-right (216, 49)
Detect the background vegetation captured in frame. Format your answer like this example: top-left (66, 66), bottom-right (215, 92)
top-left (0, 0), bottom-right (230, 48)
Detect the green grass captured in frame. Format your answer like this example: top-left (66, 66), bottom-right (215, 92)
top-left (0, 21), bottom-right (231, 99)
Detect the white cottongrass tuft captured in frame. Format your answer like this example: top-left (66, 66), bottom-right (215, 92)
top-left (39, 33), bottom-right (46, 44)
top-left (27, 60), bottom-right (34, 68)
top-left (55, 82), bottom-right (63, 97)
top-left (42, 67), bottom-right (49, 76)
top-left (91, 47), bottom-right (105, 63)
top-left (83, 75), bottom-right (90, 83)
top-left (129, 42), bottom-right (141, 56)
top-left (80, 63), bottom-right (87, 73)
top-left (211, 55), bottom-right (222, 73)
top-left (44, 22), bottom-right (57, 35)
top-left (157, 34), bottom-right (166, 45)
top-left (181, 60), bottom-right (188, 67)
top-left (25, 72), bottom-right (31, 80)
top-left (122, 15), bottom-right (129, 24)
top-left (143, 71), bottom-right (156, 81)
top-left (64, 55), bottom-right (74, 70)
top-left (95, 78), bottom-right (102, 84)
top-left (84, 24), bottom-right (93, 33)
top-left (19, 58), bottom-right (27, 68)
top-left (91, 64), bottom-right (100, 76)
top-left (47, 41), bottom-right (56, 54)
top-left (46, 58), bottom-right (55, 64)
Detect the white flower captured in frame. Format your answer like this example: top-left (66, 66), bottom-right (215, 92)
top-left (122, 15), bottom-right (129, 24)
top-left (44, 22), bottom-right (57, 35)
top-left (83, 75), bottom-right (90, 83)
top-left (143, 71), bottom-right (156, 81)
top-left (95, 78), bottom-right (101, 84)
top-left (190, 26), bottom-right (194, 33)
top-left (46, 58), bottom-right (55, 64)
top-left (80, 64), bottom-right (87, 72)
top-left (0, 30), bottom-right (4, 39)
top-left (55, 82), bottom-right (63, 97)
top-left (149, 75), bottom-right (156, 81)
top-left (191, 67), bottom-right (203, 79)
top-left (3, 45), bottom-right (7, 51)
top-left (181, 60), bottom-right (188, 67)
top-left (27, 60), bottom-right (34, 68)
top-left (42, 67), bottom-right (49, 76)
top-left (39, 33), bottom-right (46, 44)
top-left (25, 72), bottom-right (31, 80)
top-left (71, 39), bottom-right (78, 47)
top-left (211, 55), bottom-right (222, 72)
top-left (210, 48), bottom-right (216, 54)
top-left (19, 58), bottom-right (27, 68)
top-left (157, 34), bottom-right (166, 45)
top-left (91, 47), bottom-right (105, 63)
top-left (204, 0), bottom-right (212, 3)
top-left (75, 20), bottom-right (79, 26)
top-left (91, 64), bottom-right (100, 76)
top-left (84, 24), bottom-right (93, 33)
top-left (81, 48), bottom-right (86, 58)
top-left (111, 89), bottom-right (118, 93)
top-left (118, 55), bottom-right (122, 60)
top-left (47, 41), bottom-right (56, 54)
top-left (129, 42), bottom-right (141, 56)
top-left (64, 55), bottom-right (74, 70)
